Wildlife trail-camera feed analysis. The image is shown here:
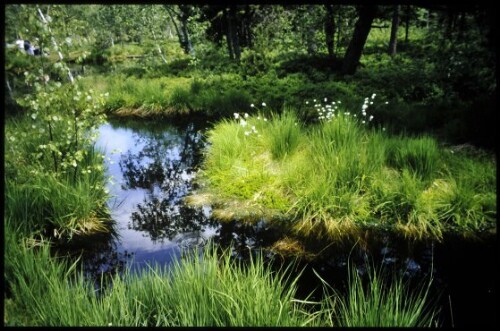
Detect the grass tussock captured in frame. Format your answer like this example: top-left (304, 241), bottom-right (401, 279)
top-left (271, 237), bottom-right (317, 260)
top-left (315, 264), bottom-right (438, 327)
top-left (266, 110), bottom-right (302, 160)
top-left (5, 174), bottom-right (109, 239)
top-left (191, 109), bottom-right (496, 240)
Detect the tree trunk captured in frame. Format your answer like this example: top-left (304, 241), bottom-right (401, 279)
top-left (6, 78), bottom-right (13, 100)
top-left (165, 5), bottom-right (194, 56)
top-left (152, 30), bottom-right (168, 64)
top-left (243, 5), bottom-right (253, 48)
top-left (306, 26), bottom-right (317, 55)
top-left (324, 4), bottom-right (335, 58)
top-left (388, 5), bottom-right (400, 56)
top-left (165, 6), bottom-right (184, 52)
top-left (224, 8), bottom-right (234, 60)
top-left (179, 6), bottom-right (195, 56)
top-left (227, 6), bottom-right (240, 62)
top-left (337, 10), bottom-right (342, 54)
top-left (36, 6), bottom-right (74, 83)
top-left (341, 5), bottom-right (377, 75)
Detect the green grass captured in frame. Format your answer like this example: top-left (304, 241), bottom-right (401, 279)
top-left (190, 108), bottom-right (496, 240)
top-left (315, 263), bottom-right (438, 327)
top-left (4, 224), bottom-right (313, 327)
top-left (4, 220), bottom-right (438, 326)
top-left (267, 110), bottom-right (302, 160)
top-left (5, 172), bottom-right (109, 240)
top-left (386, 135), bottom-right (440, 179)
top-left (5, 115), bottom-right (110, 240)
top-left (79, 74), bottom-right (192, 116)
top-left (79, 74), bottom-right (255, 118)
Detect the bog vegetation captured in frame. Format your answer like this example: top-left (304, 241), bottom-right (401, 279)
top-left (4, 3), bottom-right (495, 327)
top-left (187, 105), bottom-right (496, 241)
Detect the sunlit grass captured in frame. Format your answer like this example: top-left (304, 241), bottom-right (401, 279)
top-left (266, 110), bottom-right (302, 160)
top-left (5, 116), bottom-right (110, 240)
top-left (5, 166), bottom-right (110, 240)
top-left (4, 219), bottom-right (438, 326)
top-left (386, 135), bottom-right (440, 179)
top-left (4, 225), bottom-right (318, 326)
top-left (200, 116), bottom-right (290, 214)
top-left (190, 107), bottom-right (496, 240)
top-left (79, 74), bottom-right (193, 116)
top-left (78, 74), bottom-right (254, 118)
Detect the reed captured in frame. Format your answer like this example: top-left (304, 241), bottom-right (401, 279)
top-left (4, 235), bottom-right (320, 326)
top-left (314, 263), bottom-right (439, 327)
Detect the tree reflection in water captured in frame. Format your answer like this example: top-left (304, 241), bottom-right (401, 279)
top-left (119, 121), bottom-right (215, 244)
top-left (55, 228), bottom-right (132, 289)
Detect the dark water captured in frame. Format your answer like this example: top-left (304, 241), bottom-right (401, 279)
top-left (90, 117), bottom-right (214, 273)
top-left (73, 117), bottom-right (495, 327)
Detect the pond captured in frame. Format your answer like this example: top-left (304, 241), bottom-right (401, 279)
top-left (71, 117), bottom-right (495, 327)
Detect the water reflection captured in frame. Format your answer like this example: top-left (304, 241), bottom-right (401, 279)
top-left (116, 121), bottom-right (215, 244)
top-left (212, 220), bottom-right (284, 260)
top-left (130, 197), bottom-right (212, 244)
top-left (118, 121), bottom-right (201, 192)
top-left (55, 229), bottom-right (131, 285)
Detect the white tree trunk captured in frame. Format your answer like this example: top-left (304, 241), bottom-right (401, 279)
top-left (37, 6), bottom-right (74, 83)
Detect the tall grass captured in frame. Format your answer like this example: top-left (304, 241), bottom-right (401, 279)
top-left (4, 228), bottom-right (319, 327)
top-left (315, 264), bottom-right (438, 327)
top-left (266, 110), bottom-right (302, 160)
top-left (191, 108), bottom-right (496, 240)
top-left (386, 135), bottom-right (440, 179)
top-left (5, 219), bottom-right (438, 326)
top-left (5, 116), bottom-right (110, 239)
top-left (287, 115), bottom-right (384, 239)
top-left (79, 74), bottom-right (254, 118)
top-left (5, 173), bottom-right (109, 239)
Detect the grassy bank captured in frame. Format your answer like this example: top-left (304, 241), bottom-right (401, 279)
top-left (5, 108), bottom-right (110, 240)
top-left (187, 104), bottom-right (496, 241)
top-left (4, 219), bottom-right (437, 326)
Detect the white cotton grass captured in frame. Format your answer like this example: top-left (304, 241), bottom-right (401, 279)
top-left (307, 95), bottom-right (381, 124)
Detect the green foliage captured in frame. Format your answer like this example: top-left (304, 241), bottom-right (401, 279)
top-left (386, 135), bottom-right (439, 179)
top-left (4, 235), bottom-right (320, 326)
top-left (169, 86), bottom-right (192, 113)
top-left (194, 102), bottom-right (496, 240)
top-left (276, 54), bottom-right (341, 82)
top-left (5, 116), bottom-right (109, 239)
top-left (315, 265), bottom-right (438, 327)
top-left (267, 110), bottom-right (302, 160)
top-left (13, 81), bottom-right (106, 177)
top-left (240, 49), bottom-right (271, 77)
top-left (160, 58), bottom-right (192, 76)
top-left (207, 89), bottom-right (252, 117)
